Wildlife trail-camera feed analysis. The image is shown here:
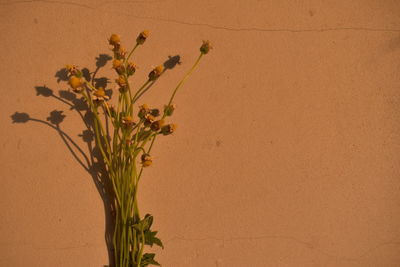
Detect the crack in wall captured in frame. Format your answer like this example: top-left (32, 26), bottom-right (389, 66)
top-left (1, 0), bottom-right (400, 33)
top-left (165, 235), bottom-right (400, 262)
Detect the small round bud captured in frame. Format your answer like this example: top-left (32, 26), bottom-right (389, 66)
top-left (69, 76), bottom-right (83, 92)
top-left (109, 34), bottom-right (121, 46)
top-left (136, 30), bottom-right (149, 45)
top-left (148, 65), bottom-right (164, 81)
top-left (200, 40), bottom-right (212, 54)
top-left (164, 104), bottom-right (176, 116)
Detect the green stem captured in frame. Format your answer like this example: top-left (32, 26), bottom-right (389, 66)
top-left (126, 43), bottom-right (139, 62)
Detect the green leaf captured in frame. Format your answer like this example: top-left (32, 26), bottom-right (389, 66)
top-left (145, 230), bottom-right (164, 249)
top-left (140, 253), bottom-right (161, 267)
top-left (132, 214), bottom-right (153, 232)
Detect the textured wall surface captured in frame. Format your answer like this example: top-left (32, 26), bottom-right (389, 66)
top-left (1, 0), bottom-right (400, 266)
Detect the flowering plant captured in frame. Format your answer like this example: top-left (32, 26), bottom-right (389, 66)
top-left (62, 32), bottom-right (210, 266)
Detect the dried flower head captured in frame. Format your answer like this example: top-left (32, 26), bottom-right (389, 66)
top-left (126, 62), bottom-right (137, 76)
top-left (122, 116), bottom-right (136, 126)
top-left (141, 153), bottom-right (152, 167)
top-left (144, 113), bottom-right (155, 127)
top-left (109, 34), bottom-right (121, 46)
top-left (69, 76), bottom-right (83, 92)
top-left (112, 59), bottom-right (122, 69)
top-left (116, 75), bottom-right (127, 88)
top-left (148, 65), bottom-right (164, 81)
top-left (92, 87), bottom-right (109, 102)
top-left (161, 124), bottom-right (177, 135)
top-left (136, 30), bottom-right (149, 45)
top-left (150, 119), bottom-right (164, 132)
top-left (114, 46), bottom-right (127, 60)
top-left (164, 104), bottom-right (176, 117)
top-left (150, 108), bottom-right (160, 117)
top-left (138, 104), bottom-right (150, 119)
top-left (200, 40), bottom-right (212, 54)
top-left (112, 59), bottom-right (125, 75)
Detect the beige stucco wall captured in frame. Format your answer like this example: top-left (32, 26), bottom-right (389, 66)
top-left (1, 0), bottom-right (400, 266)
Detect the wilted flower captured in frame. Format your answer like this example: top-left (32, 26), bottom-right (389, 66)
top-left (136, 30), bottom-right (149, 45)
top-left (148, 65), bottom-right (164, 81)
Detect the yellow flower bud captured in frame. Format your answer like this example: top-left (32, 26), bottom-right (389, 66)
top-left (112, 59), bottom-right (122, 69)
top-left (109, 34), bottom-right (121, 46)
top-left (69, 76), bottom-right (83, 92)
top-left (148, 65), bottom-right (164, 81)
top-left (136, 30), bottom-right (149, 45)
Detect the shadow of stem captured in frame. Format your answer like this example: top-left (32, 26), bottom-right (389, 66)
top-left (11, 53), bottom-right (182, 267)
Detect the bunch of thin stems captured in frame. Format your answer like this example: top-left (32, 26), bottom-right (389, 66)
top-left (67, 32), bottom-right (211, 267)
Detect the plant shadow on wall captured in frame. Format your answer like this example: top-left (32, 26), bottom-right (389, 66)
top-left (10, 53), bottom-right (183, 267)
